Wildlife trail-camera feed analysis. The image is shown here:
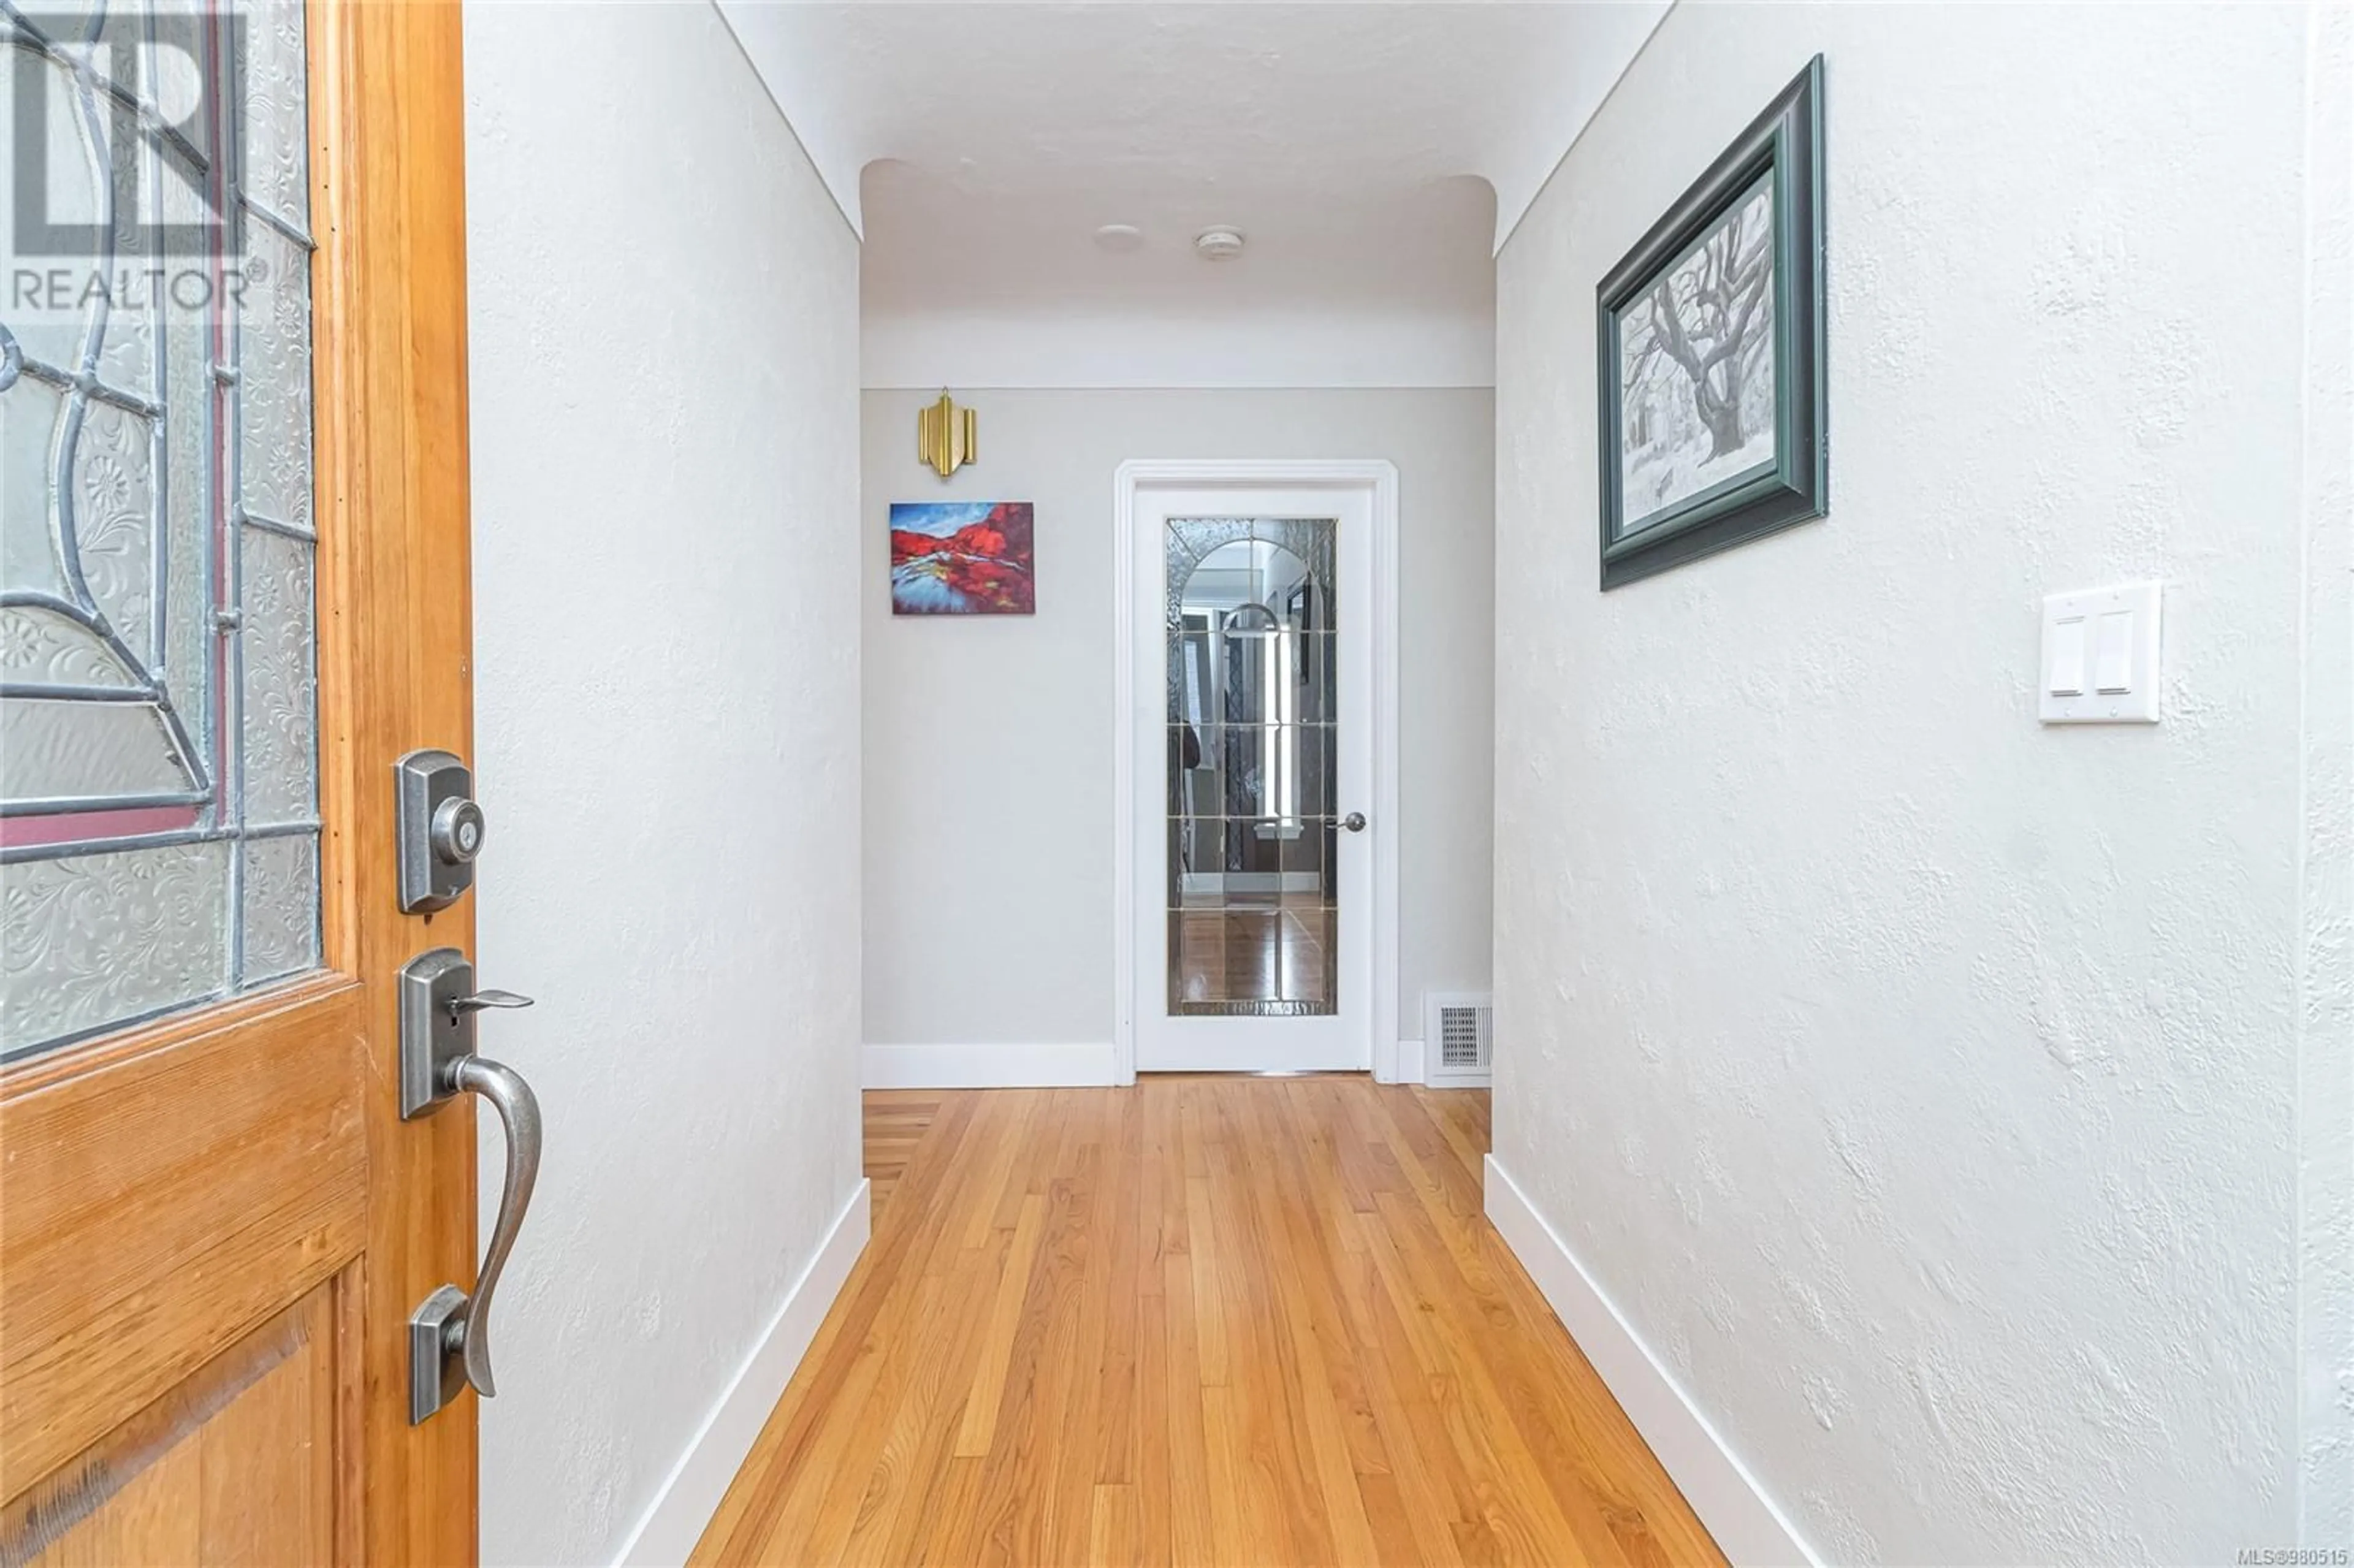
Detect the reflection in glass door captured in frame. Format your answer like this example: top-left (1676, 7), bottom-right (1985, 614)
top-left (1164, 517), bottom-right (1338, 1018)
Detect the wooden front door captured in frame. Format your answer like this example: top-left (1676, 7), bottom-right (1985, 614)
top-left (1, 1), bottom-right (479, 1559)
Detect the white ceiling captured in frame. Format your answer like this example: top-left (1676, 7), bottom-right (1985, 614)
top-left (715, 2), bottom-right (1671, 386)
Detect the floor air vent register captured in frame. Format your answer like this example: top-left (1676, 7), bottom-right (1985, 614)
top-left (1422, 992), bottom-right (1494, 1088)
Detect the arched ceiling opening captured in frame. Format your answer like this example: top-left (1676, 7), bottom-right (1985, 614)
top-left (717, 2), bottom-right (1672, 386)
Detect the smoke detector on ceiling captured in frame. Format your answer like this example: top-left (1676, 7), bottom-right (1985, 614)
top-left (1092, 223), bottom-right (1145, 253)
top-left (1194, 226), bottom-right (1246, 262)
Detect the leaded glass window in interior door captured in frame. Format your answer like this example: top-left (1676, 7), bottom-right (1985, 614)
top-left (1164, 516), bottom-right (1338, 1017)
top-left (2, 0), bottom-right (319, 1060)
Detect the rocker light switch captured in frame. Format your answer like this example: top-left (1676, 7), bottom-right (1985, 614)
top-left (2041, 583), bottom-right (2160, 724)
top-left (2093, 611), bottom-right (2135, 693)
top-left (2047, 617), bottom-right (2087, 697)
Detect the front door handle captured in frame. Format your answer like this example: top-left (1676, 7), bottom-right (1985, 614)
top-left (400, 948), bottom-right (544, 1423)
top-left (442, 1052), bottom-right (540, 1398)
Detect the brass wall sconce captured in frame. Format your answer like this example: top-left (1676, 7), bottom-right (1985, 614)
top-left (918, 390), bottom-right (977, 479)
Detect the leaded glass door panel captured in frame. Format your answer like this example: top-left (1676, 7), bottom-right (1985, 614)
top-left (0, 2), bottom-right (481, 1558)
top-left (1132, 483), bottom-right (1374, 1073)
top-left (3, 0), bottom-right (319, 1059)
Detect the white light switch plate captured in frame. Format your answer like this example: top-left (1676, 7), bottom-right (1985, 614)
top-left (2041, 582), bottom-right (2161, 724)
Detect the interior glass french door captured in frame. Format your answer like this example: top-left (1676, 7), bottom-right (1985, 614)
top-left (1137, 489), bottom-right (1371, 1073)
top-left (1, 0), bottom-right (319, 1062)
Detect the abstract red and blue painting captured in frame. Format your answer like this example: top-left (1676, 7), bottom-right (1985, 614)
top-left (889, 501), bottom-right (1035, 615)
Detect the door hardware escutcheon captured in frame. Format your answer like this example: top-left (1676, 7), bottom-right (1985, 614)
top-left (395, 748), bottom-right (485, 913)
top-left (401, 948), bottom-right (543, 1424)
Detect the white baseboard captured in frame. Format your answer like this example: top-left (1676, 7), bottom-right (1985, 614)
top-left (864, 1041), bottom-right (1118, 1088)
top-left (1483, 1155), bottom-right (1818, 1568)
top-left (1380, 1038), bottom-right (1425, 1085)
top-left (1389, 1035), bottom-right (1490, 1089)
top-left (612, 1179), bottom-right (872, 1567)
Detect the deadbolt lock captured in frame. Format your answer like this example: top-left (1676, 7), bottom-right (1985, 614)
top-left (432, 796), bottom-right (486, 865)
top-left (396, 748), bottom-right (484, 913)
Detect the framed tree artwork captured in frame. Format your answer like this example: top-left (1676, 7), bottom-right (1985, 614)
top-left (1598, 56), bottom-right (1826, 589)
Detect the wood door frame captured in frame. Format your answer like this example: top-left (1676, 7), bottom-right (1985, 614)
top-left (310, 1), bottom-right (480, 1557)
top-left (1110, 459), bottom-right (1401, 1086)
top-left (0, 2), bottom-right (479, 1557)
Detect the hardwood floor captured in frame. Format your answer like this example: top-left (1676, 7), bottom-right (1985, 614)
top-left (695, 1078), bottom-right (1723, 1567)
top-left (865, 1090), bottom-right (948, 1216)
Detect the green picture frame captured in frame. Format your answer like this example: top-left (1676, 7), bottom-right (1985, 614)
top-left (1597, 56), bottom-right (1827, 590)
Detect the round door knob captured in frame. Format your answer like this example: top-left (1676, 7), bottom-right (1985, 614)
top-left (1341, 812), bottom-right (1367, 833)
top-left (430, 797), bottom-right (487, 866)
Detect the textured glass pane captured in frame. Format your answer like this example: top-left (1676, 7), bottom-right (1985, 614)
top-left (240, 832), bottom-right (318, 982)
top-left (240, 525), bottom-right (314, 821)
top-left (2, 376), bottom-right (70, 600)
top-left (1163, 517), bottom-right (1251, 638)
top-left (73, 400), bottom-right (158, 656)
top-left (153, 0), bottom-right (215, 161)
top-left (9, 57), bottom-right (100, 373)
top-left (237, 220), bottom-right (311, 530)
top-left (30, 1), bottom-right (102, 43)
top-left (158, 139), bottom-right (213, 707)
top-left (91, 2), bottom-right (151, 99)
top-left (2, 696), bottom-right (192, 798)
top-left (0, 842), bottom-right (229, 1059)
top-left (241, 0), bottom-right (310, 223)
top-left (93, 114), bottom-right (161, 398)
top-left (1, 606), bottom-right (137, 687)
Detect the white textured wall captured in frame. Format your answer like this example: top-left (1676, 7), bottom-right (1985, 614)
top-left (1491, 4), bottom-right (2352, 1563)
top-left (862, 389), bottom-right (1495, 1061)
top-left (465, 5), bottom-right (863, 1562)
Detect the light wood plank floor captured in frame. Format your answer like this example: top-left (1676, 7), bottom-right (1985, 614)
top-left (695, 1078), bottom-right (1723, 1567)
top-left (864, 1090), bottom-right (948, 1216)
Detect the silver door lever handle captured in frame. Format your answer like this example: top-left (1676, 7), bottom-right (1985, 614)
top-left (452, 988), bottom-right (532, 1016)
top-left (401, 949), bottom-right (544, 1423)
top-left (445, 1050), bottom-right (540, 1398)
